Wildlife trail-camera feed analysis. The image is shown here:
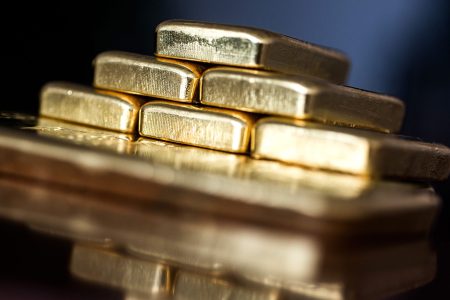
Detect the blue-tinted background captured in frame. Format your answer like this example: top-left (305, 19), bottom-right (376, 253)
top-left (3, 0), bottom-right (450, 298)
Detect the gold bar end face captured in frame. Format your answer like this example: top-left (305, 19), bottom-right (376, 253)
top-left (139, 101), bottom-right (252, 153)
top-left (94, 51), bottom-right (202, 102)
top-left (40, 82), bottom-right (142, 133)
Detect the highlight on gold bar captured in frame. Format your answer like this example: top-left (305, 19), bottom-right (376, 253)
top-left (251, 117), bottom-right (450, 181)
top-left (135, 137), bottom-right (246, 176)
top-left (156, 20), bottom-right (349, 84)
top-left (174, 271), bottom-right (281, 300)
top-left (70, 244), bottom-right (172, 296)
top-left (40, 82), bottom-right (142, 133)
top-left (94, 51), bottom-right (202, 102)
top-left (201, 67), bottom-right (404, 133)
top-left (139, 101), bottom-right (253, 153)
top-left (26, 117), bottom-right (135, 154)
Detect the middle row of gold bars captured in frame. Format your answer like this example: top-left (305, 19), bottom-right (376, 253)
top-left (40, 20), bottom-right (450, 181)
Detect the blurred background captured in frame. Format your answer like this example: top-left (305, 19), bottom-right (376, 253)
top-left (2, 0), bottom-right (450, 298)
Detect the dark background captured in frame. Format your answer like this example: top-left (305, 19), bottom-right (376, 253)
top-left (2, 0), bottom-right (450, 298)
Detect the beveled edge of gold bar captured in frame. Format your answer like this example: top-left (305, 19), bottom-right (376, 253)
top-left (40, 81), bottom-right (142, 133)
top-left (93, 51), bottom-right (203, 102)
top-left (251, 117), bottom-right (450, 180)
top-left (70, 244), bottom-right (172, 295)
top-left (155, 19), bottom-right (349, 83)
top-left (139, 100), bottom-right (253, 153)
top-left (200, 67), bottom-right (404, 133)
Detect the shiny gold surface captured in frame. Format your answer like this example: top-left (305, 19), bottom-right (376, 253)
top-left (94, 51), bottom-right (202, 102)
top-left (201, 67), bottom-right (404, 133)
top-left (70, 244), bottom-right (172, 296)
top-left (40, 82), bottom-right (142, 133)
top-left (156, 20), bottom-right (349, 84)
top-left (174, 271), bottom-right (280, 300)
top-left (0, 122), bottom-right (439, 232)
top-left (139, 101), bottom-right (253, 153)
top-left (246, 241), bottom-right (435, 300)
top-left (135, 138), bottom-right (246, 176)
top-left (26, 117), bottom-right (135, 154)
top-left (0, 173), bottom-right (437, 291)
top-left (252, 118), bottom-right (450, 180)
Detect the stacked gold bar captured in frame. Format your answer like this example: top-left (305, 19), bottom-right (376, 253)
top-left (30, 19), bottom-right (450, 299)
top-left (39, 20), bottom-right (450, 181)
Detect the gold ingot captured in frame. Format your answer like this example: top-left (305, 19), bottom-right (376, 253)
top-left (0, 117), bottom-right (440, 239)
top-left (201, 67), bottom-right (404, 133)
top-left (70, 244), bottom-right (172, 295)
top-left (156, 20), bottom-right (349, 84)
top-left (40, 82), bottom-right (142, 133)
top-left (27, 117), bottom-right (135, 154)
top-left (139, 101), bottom-right (253, 153)
top-left (94, 51), bottom-right (202, 102)
top-left (174, 271), bottom-right (280, 300)
top-left (252, 118), bottom-right (450, 180)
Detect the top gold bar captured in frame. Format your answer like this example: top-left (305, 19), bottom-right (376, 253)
top-left (155, 20), bottom-right (350, 84)
top-left (94, 51), bottom-right (203, 102)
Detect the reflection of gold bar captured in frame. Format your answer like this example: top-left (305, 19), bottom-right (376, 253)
top-left (135, 137), bottom-right (245, 176)
top-left (248, 241), bottom-right (435, 300)
top-left (94, 51), bottom-right (202, 102)
top-left (40, 82), bottom-right (142, 133)
top-left (241, 159), bottom-right (370, 199)
top-left (139, 101), bottom-right (253, 153)
top-left (70, 244), bottom-right (172, 296)
top-left (252, 118), bottom-right (450, 180)
top-left (201, 67), bottom-right (404, 133)
top-left (156, 20), bottom-right (349, 84)
top-left (28, 117), bottom-right (135, 154)
top-left (174, 271), bottom-right (280, 300)
top-left (0, 171), bottom-right (439, 287)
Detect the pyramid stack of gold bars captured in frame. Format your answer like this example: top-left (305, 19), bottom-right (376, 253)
top-left (4, 19), bottom-right (450, 299)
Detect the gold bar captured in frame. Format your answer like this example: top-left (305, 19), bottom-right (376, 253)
top-left (70, 244), bottom-right (172, 296)
top-left (156, 20), bottom-right (349, 84)
top-left (139, 101), bottom-right (253, 153)
top-left (94, 51), bottom-right (202, 102)
top-left (174, 271), bottom-right (280, 300)
top-left (40, 82), bottom-right (142, 133)
top-left (252, 118), bottom-right (450, 180)
top-left (201, 67), bottom-right (405, 133)
top-left (27, 117), bottom-right (135, 154)
top-left (0, 125), bottom-right (439, 238)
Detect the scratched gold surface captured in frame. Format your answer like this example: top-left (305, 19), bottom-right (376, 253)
top-left (139, 101), bottom-right (253, 153)
top-left (155, 20), bottom-right (349, 84)
top-left (94, 51), bottom-right (203, 102)
top-left (40, 82), bottom-right (142, 133)
top-left (252, 117), bottom-right (450, 180)
top-left (201, 67), bottom-right (404, 133)
top-left (70, 244), bottom-right (172, 296)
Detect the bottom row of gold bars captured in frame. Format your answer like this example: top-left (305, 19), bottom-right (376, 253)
top-left (34, 19), bottom-right (450, 299)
